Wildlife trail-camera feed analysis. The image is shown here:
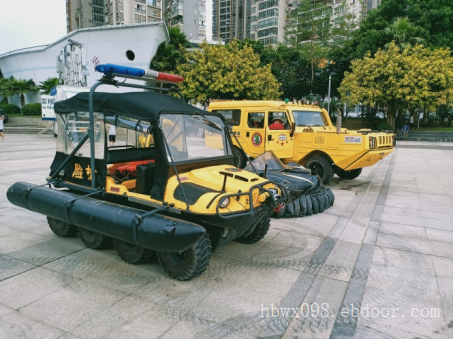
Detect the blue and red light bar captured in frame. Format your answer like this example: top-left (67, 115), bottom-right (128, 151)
top-left (95, 64), bottom-right (184, 83)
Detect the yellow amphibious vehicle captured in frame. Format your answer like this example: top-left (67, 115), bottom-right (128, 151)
top-left (208, 100), bottom-right (395, 184)
top-left (7, 64), bottom-right (283, 281)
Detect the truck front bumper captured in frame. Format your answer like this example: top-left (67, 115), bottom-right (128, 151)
top-left (344, 148), bottom-right (393, 170)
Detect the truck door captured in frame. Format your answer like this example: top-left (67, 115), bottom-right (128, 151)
top-left (265, 111), bottom-right (294, 159)
top-left (243, 111), bottom-right (265, 157)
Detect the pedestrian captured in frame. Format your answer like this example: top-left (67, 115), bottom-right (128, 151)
top-left (108, 124), bottom-right (116, 146)
top-left (0, 114), bottom-right (4, 140)
top-left (401, 121), bottom-right (410, 140)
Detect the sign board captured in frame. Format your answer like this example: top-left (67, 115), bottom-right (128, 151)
top-left (41, 86), bottom-right (90, 121)
top-left (344, 136), bottom-right (362, 143)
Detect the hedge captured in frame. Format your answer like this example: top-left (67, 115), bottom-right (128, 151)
top-left (0, 103), bottom-right (21, 114)
top-left (21, 103), bottom-right (42, 116)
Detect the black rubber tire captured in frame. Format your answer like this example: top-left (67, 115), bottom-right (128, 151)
top-left (114, 239), bottom-right (157, 264)
top-left (233, 147), bottom-right (247, 168)
top-left (323, 192), bottom-right (330, 210)
top-left (306, 196), bottom-right (313, 216)
top-left (292, 199), bottom-right (300, 218)
top-left (78, 228), bottom-right (112, 249)
top-left (311, 195), bottom-right (320, 214)
top-left (299, 196), bottom-right (308, 217)
top-left (284, 201), bottom-right (295, 218)
top-left (47, 217), bottom-right (78, 237)
top-left (335, 167), bottom-right (362, 180)
top-left (316, 194), bottom-right (325, 213)
top-left (326, 188), bottom-right (335, 206)
top-left (158, 233), bottom-right (211, 281)
top-left (236, 214), bottom-right (271, 244)
top-left (305, 156), bottom-right (334, 185)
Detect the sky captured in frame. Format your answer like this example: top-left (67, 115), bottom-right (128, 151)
top-left (0, 0), bottom-right (67, 55)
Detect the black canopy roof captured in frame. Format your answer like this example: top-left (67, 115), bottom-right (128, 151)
top-left (54, 91), bottom-right (206, 123)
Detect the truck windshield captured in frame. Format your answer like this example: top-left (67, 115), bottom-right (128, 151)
top-left (161, 114), bottom-right (232, 162)
top-left (292, 111), bottom-right (327, 127)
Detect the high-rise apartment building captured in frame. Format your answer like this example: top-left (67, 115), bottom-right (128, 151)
top-left (66, 0), bottom-right (206, 43)
top-left (213, 0), bottom-right (381, 46)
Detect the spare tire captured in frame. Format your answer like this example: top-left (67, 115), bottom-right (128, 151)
top-left (311, 195), bottom-right (320, 214)
top-left (306, 196), bottom-right (313, 216)
top-left (299, 196), bottom-right (308, 217)
top-left (326, 188), bottom-right (335, 206)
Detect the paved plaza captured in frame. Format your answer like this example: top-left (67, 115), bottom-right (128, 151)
top-left (0, 134), bottom-right (452, 339)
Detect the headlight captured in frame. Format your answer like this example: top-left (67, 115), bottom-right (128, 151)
top-left (220, 197), bottom-right (230, 208)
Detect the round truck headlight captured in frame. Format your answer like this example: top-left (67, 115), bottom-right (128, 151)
top-left (220, 197), bottom-right (230, 208)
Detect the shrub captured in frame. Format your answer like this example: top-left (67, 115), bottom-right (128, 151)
top-left (0, 103), bottom-right (21, 114)
top-left (377, 122), bottom-right (392, 131)
top-left (21, 103), bottom-right (42, 116)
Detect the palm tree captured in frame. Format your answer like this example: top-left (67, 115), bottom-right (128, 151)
top-left (151, 26), bottom-right (191, 72)
top-left (9, 78), bottom-right (39, 106)
top-left (0, 78), bottom-right (13, 103)
top-left (39, 77), bottom-right (60, 94)
top-left (383, 17), bottom-right (426, 50)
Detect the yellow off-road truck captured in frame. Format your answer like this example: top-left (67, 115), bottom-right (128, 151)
top-left (208, 100), bottom-right (395, 184)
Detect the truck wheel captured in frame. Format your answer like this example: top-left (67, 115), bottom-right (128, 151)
top-left (114, 239), bottom-right (157, 264)
top-left (78, 228), bottom-right (112, 249)
top-left (47, 217), bottom-right (78, 237)
top-left (335, 167), bottom-right (362, 180)
top-left (233, 147), bottom-right (247, 168)
top-left (236, 215), bottom-right (270, 244)
top-left (158, 233), bottom-right (211, 281)
top-left (305, 156), bottom-right (334, 185)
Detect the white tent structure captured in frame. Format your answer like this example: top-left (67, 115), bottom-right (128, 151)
top-left (0, 22), bottom-right (169, 107)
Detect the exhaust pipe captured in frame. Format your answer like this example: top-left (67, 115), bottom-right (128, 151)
top-left (7, 182), bottom-right (206, 253)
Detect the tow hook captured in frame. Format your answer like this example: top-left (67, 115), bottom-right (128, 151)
top-left (274, 202), bottom-right (285, 213)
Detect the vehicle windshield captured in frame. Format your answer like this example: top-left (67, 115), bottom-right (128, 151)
top-left (161, 113), bottom-right (232, 162)
top-left (292, 110), bottom-right (327, 127)
top-left (244, 151), bottom-right (285, 172)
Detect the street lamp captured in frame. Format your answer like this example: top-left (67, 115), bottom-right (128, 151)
top-left (327, 74), bottom-right (331, 115)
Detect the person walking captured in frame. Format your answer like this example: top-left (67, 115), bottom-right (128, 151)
top-left (401, 122), bottom-right (410, 140)
top-left (0, 115), bottom-right (5, 139)
top-left (108, 124), bottom-right (116, 146)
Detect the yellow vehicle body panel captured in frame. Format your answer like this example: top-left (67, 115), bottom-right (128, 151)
top-left (208, 100), bottom-right (394, 171)
top-left (105, 165), bottom-right (274, 215)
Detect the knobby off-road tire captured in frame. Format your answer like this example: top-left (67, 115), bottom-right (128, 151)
top-left (311, 195), bottom-right (320, 214)
top-left (78, 228), bottom-right (113, 249)
top-left (47, 217), bottom-right (78, 237)
top-left (158, 233), bottom-right (212, 281)
top-left (298, 196), bottom-right (308, 217)
top-left (316, 194), bottom-right (325, 213)
top-left (305, 156), bottom-right (334, 185)
top-left (114, 239), bottom-right (157, 264)
top-left (335, 167), bottom-right (362, 180)
top-left (236, 214), bottom-right (271, 244)
top-left (233, 147), bottom-right (247, 168)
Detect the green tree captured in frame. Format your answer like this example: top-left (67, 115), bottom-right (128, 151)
top-left (383, 17), bottom-right (426, 49)
top-left (9, 79), bottom-right (38, 106)
top-left (0, 78), bottom-right (13, 103)
top-left (176, 40), bottom-right (281, 106)
top-left (339, 42), bottom-right (453, 130)
top-left (39, 77), bottom-right (60, 94)
top-left (286, 0), bottom-right (331, 94)
top-left (151, 26), bottom-right (191, 72)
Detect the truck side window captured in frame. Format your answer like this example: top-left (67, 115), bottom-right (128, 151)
top-left (211, 109), bottom-right (241, 126)
top-left (248, 112), bottom-right (264, 128)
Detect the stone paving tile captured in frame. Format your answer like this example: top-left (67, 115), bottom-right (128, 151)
top-left (0, 311), bottom-right (65, 339)
top-left (426, 228), bottom-right (453, 244)
top-left (318, 240), bottom-right (361, 282)
top-left (282, 276), bottom-right (348, 339)
top-left (372, 246), bottom-right (435, 275)
top-left (0, 267), bottom-right (74, 309)
top-left (0, 304), bottom-right (14, 318)
top-left (0, 254), bottom-right (36, 282)
top-left (20, 280), bottom-right (127, 333)
top-left (431, 256), bottom-right (453, 279)
top-left (357, 285), bottom-right (448, 339)
top-left (437, 276), bottom-right (453, 339)
top-left (379, 221), bottom-right (427, 239)
top-left (376, 232), bottom-right (453, 259)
